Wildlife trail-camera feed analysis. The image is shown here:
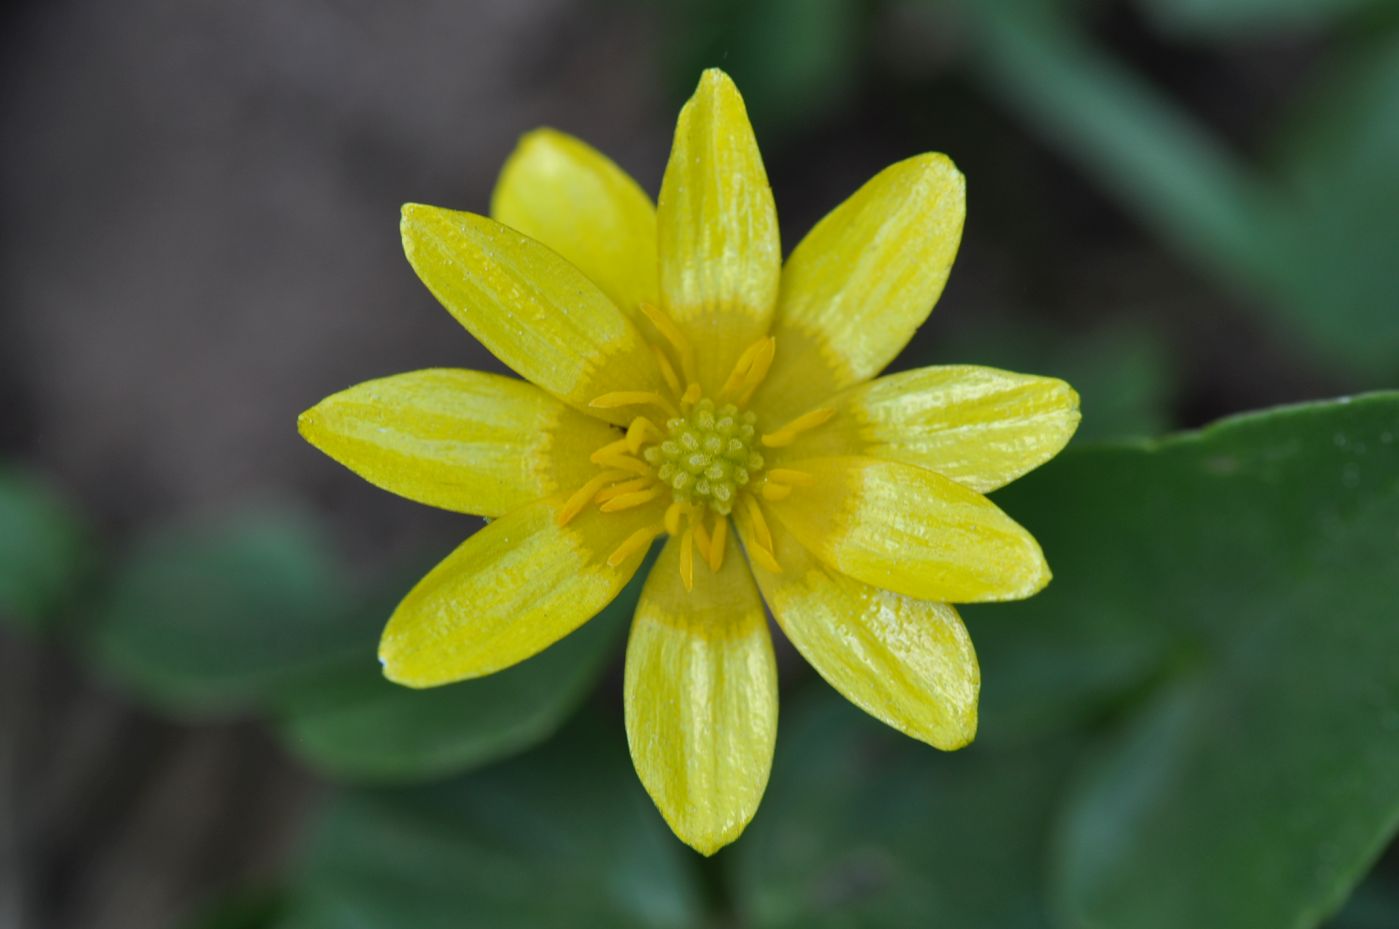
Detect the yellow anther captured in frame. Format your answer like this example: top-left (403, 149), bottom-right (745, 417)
top-left (608, 523), bottom-right (664, 567)
top-left (766, 468), bottom-right (816, 486)
top-left (557, 469), bottom-right (630, 526)
top-left (664, 500), bottom-right (688, 536)
top-left (590, 390), bottom-right (679, 418)
top-left (596, 477), bottom-right (652, 502)
top-left (589, 438), bottom-right (632, 464)
top-left (761, 407), bottom-right (836, 447)
top-left (600, 485), bottom-right (664, 513)
top-left (626, 417), bottom-right (662, 454)
top-left (680, 382), bottom-right (703, 406)
top-left (592, 452), bottom-right (653, 476)
top-left (692, 517), bottom-right (713, 562)
top-left (650, 344), bottom-right (682, 395)
top-left (761, 483), bottom-right (793, 501)
top-left (679, 529), bottom-right (696, 591)
top-left (708, 516), bottom-right (728, 572)
top-left (639, 301), bottom-right (697, 385)
top-left (720, 337), bottom-right (771, 399)
top-left (737, 337), bottom-right (777, 405)
top-left (742, 495), bottom-right (774, 553)
top-left (747, 539), bottom-right (783, 574)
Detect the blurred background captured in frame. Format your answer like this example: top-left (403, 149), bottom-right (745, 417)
top-left (2, 1), bottom-right (1397, 927)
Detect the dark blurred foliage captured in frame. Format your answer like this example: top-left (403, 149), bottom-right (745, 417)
top-left (2, 1), bottom-right (1398, 927)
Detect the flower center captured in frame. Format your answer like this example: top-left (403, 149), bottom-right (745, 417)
top-left (643, 399), bottom-right (763, 516)
top-left (557, 301), bottom-right (835, 591)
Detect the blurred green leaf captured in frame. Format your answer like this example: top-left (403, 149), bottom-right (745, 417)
top-left (956, 0), bottom-right (1399, 378)
top-left (0, 465), bottom-right (91, 631)
top-left (178, 887), bottom-right (286, 929)
top-left (970, 393), bottom-right (1399, 927)
top-left (659, 0), bottom-right (863, 133)
top-left (275, 567), bottom-right (642, 784)
top-left (1269, 31), bottom-right (1399, 375)
top-left (1139, 0), bottom-right (1387, 37)
top-left (278, 713), bottom-right (705, 929)
top-left (84, 510), bottom-right (363, 715)
top-left (732, 691), bottom-right (1073, 927)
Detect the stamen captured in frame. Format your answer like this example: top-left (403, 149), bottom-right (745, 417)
top-left (600, 485), bottom-right (664, 512)
top-left (626, 417), bottom-right (662, 454)
top-left (708, 516), bottom-right (728, 571)
top-left (742, 495), bottom-right (774, 553)
top-left (608, 523), bottom-right (664, 567)
top-left (761, 407), bottom-right (836, 447)
top-left (692, 517), bottom-right (713, 561)
top-left (558, 469), bottom-right (631, 526)
top-left (746, 538), bottom-right (783, 574)
top-left (650, 345), bottom-right (682, 396)
top-left (595, 477), bottom-right (651, 503)
top-left (680, 382), bottom-right (703, 406)
top-left (592, 452), bottom-right (653, 477)
top-left (679, 529), bottom-right (695, 591)
top-left (761, 483), bottom-right (793, 501)
top-left (737, 337), bottom-right (777, 405)
top-left (638, 301), bottom-right (697, 385)
top-left (589, 438), bottom-right (631, 464)
top-left (664, 500), bottom-right (688, 536)
top-left (766, 468), bottom-right (816, 486)
top-left (720, 337), bottom-right (770, 399)
top-left (590, 390), bottom-right (679, 418)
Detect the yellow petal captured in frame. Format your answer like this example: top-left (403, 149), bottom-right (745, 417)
top-left (739, 514), bottom-right (978, 750)
top-left (400, 204), bottom-right (665, 425)
top-left (755, 154), bottom-right (966, 423)
top-left (380, 494), bottom-right (664, 687)
top-left (782, 366), bottom-right (1080, 493)
top-left (624, 533), bottom-right (777, 855)
top-left (657, 68), bottom-right (780, 392)
top-left (490, 128), bottom-right (658, 318)
top-left (298, 369), bottom-right (619, 517)
top-left (764, 456), bottom-right (1050, 603)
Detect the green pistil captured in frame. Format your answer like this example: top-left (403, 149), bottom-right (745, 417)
top-left (643, 398), bottom-right (764, 516)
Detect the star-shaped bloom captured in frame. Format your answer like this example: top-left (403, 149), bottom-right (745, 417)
top-left (299, 69), bottom-right (1079, 854)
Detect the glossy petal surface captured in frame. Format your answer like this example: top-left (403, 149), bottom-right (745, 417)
top-left (658, 69), bottom-right (780, 391)
top-left (624, 533), bottom-right (777, 855)
top-left (757, 154), bottom-right (965, 421)
top-left (741, 515), bottom-right (979, 749)
top-left (380, 495), bottom-right (663, 687)
top-left (767, 457), bottom-right (1050, 603)
top-left (298, 369), bottom-right (618, 517)
top-left (400, 204), bottom-right (664, 425)
top-left (789, 365), bottom-right (1081, 493)
top-left (491, 128), bottom-right (658, 318)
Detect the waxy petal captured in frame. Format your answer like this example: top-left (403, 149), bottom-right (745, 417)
top-left (380, 495), bottom-right (664, 687)
top-left (298, 369), bottom-right (618, 517)
top-left (765, 456), bottom-right (1050, 603)
top-left (491, 128), bottom-right (659, 319)
top-left (738, 514), bottom-right (978, 750)
top-left (657, 69), bottom-right (780, 392)
top-left (786, 365), bottom-right (1080, 493)
top-left (624, 533), bottom-right (777, 856)
top-left (400, 204), bottom-right (665, 426)
top-left (756, 154), bottom-right (965, 422)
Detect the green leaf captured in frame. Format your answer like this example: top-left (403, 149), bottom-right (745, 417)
top-left (279, 713), bottom-right (705, 929)
top-left (84, 510), bottom-right (362, 715)
top-left (0, 465), bottom-right (91, 631)
top-left (731, 691), bottom-right (1074, 928)
top-left (973, 393), bottom-right (1399, 928)
top-left (275, 568), bottom-right (642, 784)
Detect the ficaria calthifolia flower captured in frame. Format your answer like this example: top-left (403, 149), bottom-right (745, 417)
top-left (298, 68), bottom-right (1079, 854)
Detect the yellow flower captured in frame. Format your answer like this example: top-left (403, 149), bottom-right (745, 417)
top-left (298, 68), bottom-right (1079, 854)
